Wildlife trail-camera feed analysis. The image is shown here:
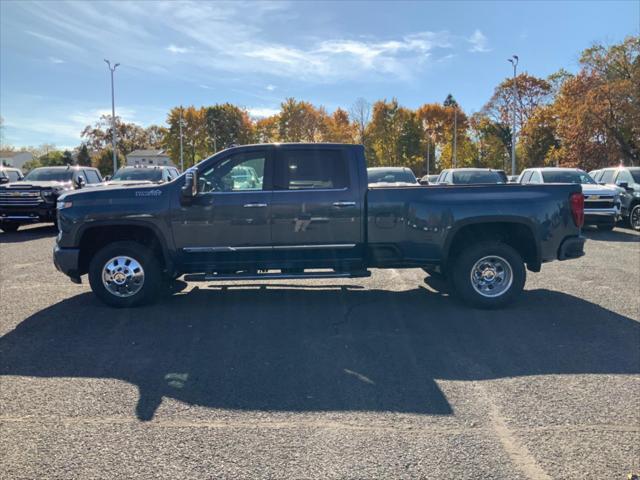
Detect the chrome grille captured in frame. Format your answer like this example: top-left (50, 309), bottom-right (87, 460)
top-left (0, 190), bottom-right (43, 207)
top-left (583, 195), bottom-right (614, 209)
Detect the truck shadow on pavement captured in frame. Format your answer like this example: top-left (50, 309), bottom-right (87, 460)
top-left (0, 225), bottom-right (57, 243)
top-left (1, 287), bottom-right (638, 421)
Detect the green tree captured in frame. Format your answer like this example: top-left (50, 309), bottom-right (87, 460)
top-left (366, 98), bottom-right (422, 169)
top-left (77, 144), bottom-right (91, 166)
top-left (278, 98), bottom-right (328, 142)
top-left (205, 103), bottom-right (254, 152)
top-left (164, 106), bottom-right (208, 168)
top-left (92, 149), bottom-right (124, 177)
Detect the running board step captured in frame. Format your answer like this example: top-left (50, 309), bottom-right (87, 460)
top-left (183, 271), bottom-right (371, 282)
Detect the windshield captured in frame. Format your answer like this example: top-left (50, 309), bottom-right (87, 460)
top-left (541, 170), bottom-right (595, 184)
top-left (112, 169), bottom-right (163, 182)
top-left (368, 169), bottom-right (416, 184)
top-left (24, 168), bottom-right (73, 182)
top-left (630, 169), bottom-right (640, 183)
top-left (452, 171), bottom-right (503, 184)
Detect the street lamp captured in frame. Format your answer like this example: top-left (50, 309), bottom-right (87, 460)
top-left (507, 55), bottom-right (519, 176)
top-left (104, 59), bottom-right (120, 175)
top-left (179, 106), bottom-right (184, 172)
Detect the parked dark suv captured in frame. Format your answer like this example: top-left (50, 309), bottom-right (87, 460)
top-left (592, 167), bottom-right (640, 230)
top-left (0, 165), bottom-right (102, 232)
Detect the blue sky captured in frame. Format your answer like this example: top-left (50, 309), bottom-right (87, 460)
top-left (1, 0), bottom-right (638, 149)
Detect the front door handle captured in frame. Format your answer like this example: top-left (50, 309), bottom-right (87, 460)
top-left (243, 203), bottom-right (267, 208)
top-left (332, 201), bottom-right (356, 207)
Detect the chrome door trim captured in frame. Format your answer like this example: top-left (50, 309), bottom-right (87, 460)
top-left (183, 243), bottom-right (356, 253)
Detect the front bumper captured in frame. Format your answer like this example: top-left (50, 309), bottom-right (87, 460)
top-left (0, 205), bottom-right (56, 224)
top-left (557, 235), bottom-right (586, 261)
top-left (584, 207), bottom-right (619, 225)
top-left (53, 244), bottom-right (82, 283)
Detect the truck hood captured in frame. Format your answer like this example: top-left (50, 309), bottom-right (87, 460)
top-left (59, 182), bottom-right (169, 203)
top-left (0, 180), bottom-right (72, 190)
top-left (85, 180), bottom-right (155, 188)
top-left (580, 184), bottom-right (619, 196)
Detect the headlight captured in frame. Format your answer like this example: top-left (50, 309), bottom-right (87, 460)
top-left (57, 200), bottom-right (72, 210)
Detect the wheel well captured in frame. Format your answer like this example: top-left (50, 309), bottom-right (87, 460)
top-left (446, 222), bottom-right (539, 271)
top-left (78, 225), bottom-right (166, 275)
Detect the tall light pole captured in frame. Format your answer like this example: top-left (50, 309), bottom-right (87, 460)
top-left (104, 59), bottom-right (120, 175)
top-left (179, 106), bottom-right (184, 172)
top-left (508, 55), bottom-right (519, 176)
top-left (453, 107), bottom-right (457, 168)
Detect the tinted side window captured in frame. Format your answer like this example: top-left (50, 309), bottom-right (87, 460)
top-left (530, 171), bottom-right (542, 184)
top-left (278, 149), bottom-right (349, 190)
top-left (84, 169), bottom-right (101, 184)
top-left (615, 170), bottom-right (633, 185)
top-left (599, 169), bottom-right (615, 184)
top-left (520, 171), bottom-right (532, 183)
top-left (199, 151), bottom-right (267, 193)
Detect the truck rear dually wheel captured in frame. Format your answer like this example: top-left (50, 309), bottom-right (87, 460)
top-left (451, 241), bottom-right (525, 309)
top-left (89, 241), bottom-right (161, 307)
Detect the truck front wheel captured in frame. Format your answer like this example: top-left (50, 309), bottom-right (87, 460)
top-left (88, 241), bottom-right (162, 308)
top-left (451, 241), bottom-right (525, 309)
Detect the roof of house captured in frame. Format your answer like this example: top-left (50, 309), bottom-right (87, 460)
top-left (0, 150), bottom-right (32, 158)
top-left (127, 149), bottom-right (168, 157)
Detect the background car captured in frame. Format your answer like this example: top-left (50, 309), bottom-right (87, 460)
top-left (0, 165), bottom-right (102, 232)
top-left (592, 166), bottom-right (640, 230)
top-left (436, 168), bottom-right (506, 185)
top-left (367, 167), bottom-right (419, 187)
top-left (518, 167), bottom-right (621, 231)
top-left (419, 174), bottom-right (439, 185)
top-left (0, 167), bottom-right (24, 184)
top-left (100, 165), bottom-right (180, 186)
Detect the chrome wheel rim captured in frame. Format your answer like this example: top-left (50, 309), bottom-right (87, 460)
top-left (102, 256), bottom-right (145, 298)
top-left (632, 206), bottom-right (640, 229)
top-left (470, 255), bottom-right (513, 298)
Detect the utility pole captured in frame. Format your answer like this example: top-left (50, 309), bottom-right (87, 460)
top-left (453, 107), bottom-right (457, 168)
top-left (104, 59), bottom-right (120, 175)
top-left (426, 138), bottom-right (430, 176)
top-left (508, 55), bottom-right (519, 176)
top-left (179, 106), bottom-right (184, 172)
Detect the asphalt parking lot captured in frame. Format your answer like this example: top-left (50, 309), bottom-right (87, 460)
top-left (1, 224), bottom-right (639, 480)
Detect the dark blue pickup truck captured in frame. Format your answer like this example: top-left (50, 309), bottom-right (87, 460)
top-left (53, 143), bottom-right (586, 308)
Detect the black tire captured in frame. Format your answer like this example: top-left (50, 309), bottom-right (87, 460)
top-left (0, 222), bottom-right (20, 233)
top-left (629, 204), bottom-right (640, 232)
top-left (451, 241), bottom-right (526, 309)
top-left (597, 223), bottom-right (615, 232)
top-left (88, 241), bottom-right (162, 308)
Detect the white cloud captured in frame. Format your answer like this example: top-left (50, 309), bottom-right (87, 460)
top-left (167, 44), bottom-right (189, 54)
top-left (266, 84), bottom-right (276, 91)
top-left (247, 107), bottom-right (280, 118)
top-left (16, 2), bottom-right (461, 82)
top-left (48, 56), bottom-right (65, 64)
top-left (468, 29), bottom-right (491, 53)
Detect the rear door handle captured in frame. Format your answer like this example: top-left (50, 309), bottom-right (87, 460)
top-left (332, 201), bottom-right (356, 207)
top-left (243, 203), bottom-right (267, 208)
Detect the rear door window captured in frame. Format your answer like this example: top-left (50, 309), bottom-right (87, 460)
top-left (277, 149), bottom-right (349, 190)
top-left (599, 169), bottom-right (615, 184)
top-left (84, 169), bottom-right (101, 184)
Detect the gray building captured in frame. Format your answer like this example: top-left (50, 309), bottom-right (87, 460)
top-left (126, 149), bottom-right (174, 167)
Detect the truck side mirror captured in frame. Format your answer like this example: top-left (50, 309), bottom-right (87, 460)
top-left (74, 176), bottom-right (86, 189)
top-left (618, 182), bottom-right (631, 191)
top-left (181, 168), bottom-right (198, 203)
top-left (104, 175), bottom-right (111, 182)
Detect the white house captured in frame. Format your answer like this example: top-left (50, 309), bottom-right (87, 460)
top-left (0, 151), bottom-right (33, 170)
top-left (126, 149), bottom-right (174, 167)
